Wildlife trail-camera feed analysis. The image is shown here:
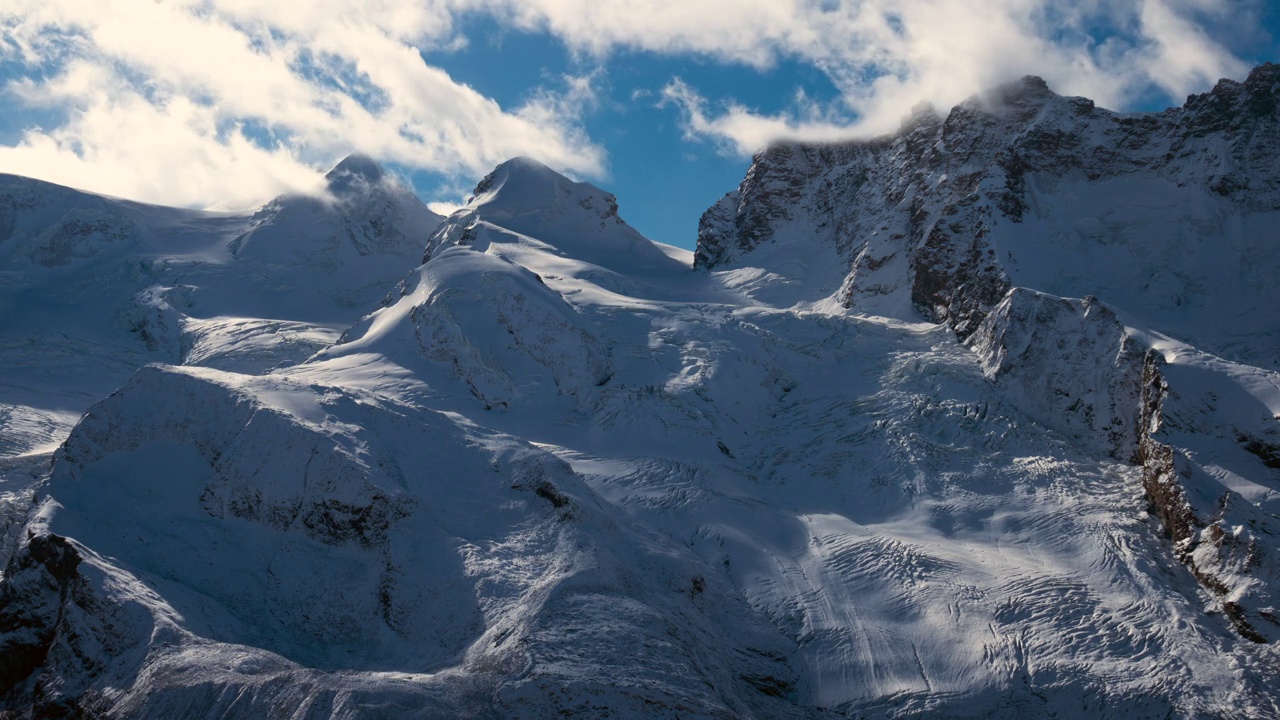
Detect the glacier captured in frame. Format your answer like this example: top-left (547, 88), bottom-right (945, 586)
top-left (1, 66), bottom-right (1279, 718)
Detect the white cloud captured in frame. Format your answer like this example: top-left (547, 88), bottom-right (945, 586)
top-left (0, 0), bottom-right (606, 209)
top-left (427, 199), bottom-right (467, 217)
top-left (661, 79), bottom-right (856, 156)
top-left (548, 0), bottom-right (1254, 154)
top-left (0, 61), bottom-right (323, 209)
top-left (0, 0), bottom-right (1260, 206)
top-left (1137, 0), bottom-right (1251, 99)
top-left (483, 0), bottom-right (807, 66)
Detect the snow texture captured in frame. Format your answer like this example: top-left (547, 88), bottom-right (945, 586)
top-left (3, 68), bottom-right (1280, 718)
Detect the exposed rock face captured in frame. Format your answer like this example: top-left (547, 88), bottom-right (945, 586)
top-left (702, 65), bottom-right (1280, 649)
top-left (1142, 355), bottom-right (1280, 645)
top-left (971, 288), bottom-right (1280, 644)
top-left (697, 64), bottom-right (1280, 341)
top-left (0, 532), bottom-right (84, 695)
top-left (969, 290), bottom-right (1146, 461)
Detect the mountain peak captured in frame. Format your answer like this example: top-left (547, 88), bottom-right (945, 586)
top-left (1244, 61), bottom-right (1280, 90)
top-left (421, 156), bottom-right (681, 273)
top-left (984, 74), bottom-right (1057, 107)
top-left (1013, 74), bottom-right (1051, 93)
top-left (941, 74), bottom-right (1061, 126)
top-left (325, 153), bottom-right (388, 194)
top-left (1182, 62), bottom-right (1280, 133)
top-left (465, 156), bottom-right (622, 226)
top-left (236, 151), bottom-right (441, 263)
top-left (469, 156), bottom-right (574, 202)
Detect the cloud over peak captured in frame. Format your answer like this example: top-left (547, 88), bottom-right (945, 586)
top-left (0, 0), bottom-right (606, 209)
top-left (0, 0), bottom-right (1264, 209)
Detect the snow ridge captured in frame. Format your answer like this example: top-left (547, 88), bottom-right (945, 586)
top-left (2, 70), bottom-right (1280, 719)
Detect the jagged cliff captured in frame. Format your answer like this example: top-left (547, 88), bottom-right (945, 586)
top-left (698, 64), bottom-right (1280, 351)
top-left (699, 64), bottom-right (1280, 648)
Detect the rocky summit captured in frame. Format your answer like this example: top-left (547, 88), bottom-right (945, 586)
top-left (1, 67), bottom-right (1279, 719)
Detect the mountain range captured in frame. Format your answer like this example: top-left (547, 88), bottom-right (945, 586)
top-left (1, 64), bottom-right (1279, 719)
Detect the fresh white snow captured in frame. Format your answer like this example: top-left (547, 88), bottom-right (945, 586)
top-left (2, 71), bottom-right (1280, 719)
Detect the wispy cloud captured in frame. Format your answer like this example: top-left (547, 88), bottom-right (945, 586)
top-left (0, 0), bottom-right (1261, 206)
top-left (589, 0), bottom-right (1253, 153)
top-left (0, 0), bottom-right (606, 208)
top-left (660, 79), bottom-right (856, 156)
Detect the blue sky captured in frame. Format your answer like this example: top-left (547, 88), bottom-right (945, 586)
top-left (412, 17), bottom-right (846, 248)
top-left (1, 1), bottom-right (1277, 250)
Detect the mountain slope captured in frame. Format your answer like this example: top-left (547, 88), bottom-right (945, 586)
top-left (0, 157), bottom-right (442, 625)
top-left (0, 156), bottom-right (441, 462)
top-left (2, 70), bottom-right (1280, 718)
top-left (695, 67), bottom-right (1280, 650)
top-left (698, 64), bottom-right (1280, 364)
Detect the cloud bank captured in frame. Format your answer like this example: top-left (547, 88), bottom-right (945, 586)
top-left (0, 0), bottom-right (605, 208)
top-left (0, 0), bottom-right (1263, 208)
top-left (649, 0), bottom-right (1256, 150)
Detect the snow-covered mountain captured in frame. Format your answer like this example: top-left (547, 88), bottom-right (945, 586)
top-left (2, 68), bottom-right (1279, 719)
top-left (0, 158), bottom-right (441, 605)
top-left (0, 154), bottom-right (441, 455)
top-left (699, 61), bottom-right (1280, 652)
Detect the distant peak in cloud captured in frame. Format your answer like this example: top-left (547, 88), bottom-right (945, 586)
top-left (326, 153), bottom-right (387, 185)
top-left (323, 152), bottom-right (399, 199)
top-left (961, 75), bottom-right (1063, 114)
top-left (1003, 75), bottom-right (1053, 99)
top-left (0, 4), bottom-right (608, 212)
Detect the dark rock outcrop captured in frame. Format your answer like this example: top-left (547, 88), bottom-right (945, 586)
top-left (697, 64), bottom-right (1280, 338)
